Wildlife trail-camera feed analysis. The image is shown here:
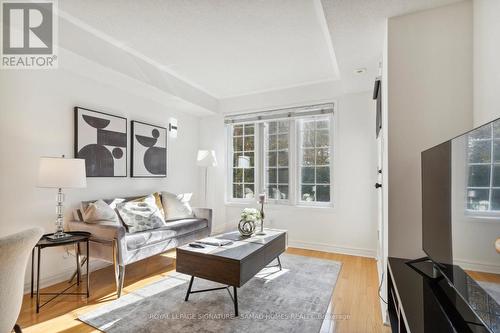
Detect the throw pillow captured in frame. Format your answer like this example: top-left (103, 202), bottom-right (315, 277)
top-left (133, 192), bottom-right (165, 219)
top-left (161, 192), bottom-right (194, 221)
top-left (116, 194), bottom-right (167, 233)
top-left (82, 199), bottom-right (119, 224)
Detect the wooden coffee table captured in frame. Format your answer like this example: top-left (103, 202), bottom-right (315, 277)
top-left (176, 228), bottom-right (287, 316)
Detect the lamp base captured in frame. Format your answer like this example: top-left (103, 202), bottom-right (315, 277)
top-left (255, 231), bottom-right (266, 236)
top-left (47, 232), bottom-right (72, 241)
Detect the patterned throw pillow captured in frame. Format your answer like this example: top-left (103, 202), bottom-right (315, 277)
top-left (161, 192), bottom-right (194, 221)
top-left (116, 194), bottom-right (167, 233)
top-left (81, 199), bottom-right (120, 224)
top-left (133, 192), bottom-right (165, 219)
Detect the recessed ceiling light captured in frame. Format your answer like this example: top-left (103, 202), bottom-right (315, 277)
top-left (354, 68), bottom-right (367, 75)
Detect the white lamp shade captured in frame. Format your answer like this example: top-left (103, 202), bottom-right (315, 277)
top-left (196, 150), bottom-right (217, 167)
top-left (237, 155), bottom-right (250, 169)
top-left (37, 157), bottom-right (87, 188)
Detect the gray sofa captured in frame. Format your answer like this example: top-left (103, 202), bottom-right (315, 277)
top-left (68, 195), bottom-right (212, 297)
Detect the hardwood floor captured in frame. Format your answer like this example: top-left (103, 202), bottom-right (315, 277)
top-left (17, 248), bottom-right (391, 333)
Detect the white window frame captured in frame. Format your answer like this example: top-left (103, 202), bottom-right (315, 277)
top-left (225, 110), bottom-right (334, 208)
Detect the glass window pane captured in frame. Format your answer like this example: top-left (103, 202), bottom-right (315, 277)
top-left (494, 120), bottom-right (500, 139)
top-left (303, 121), bottom-right (315, 131)
top-left (302, 148), bottom-right (315, 166)
top-left (468, 140), bottom-right (491, 163)
top-left (233, 137), bottom-right (243, 151)
top-left (268, 122), bottom-right (277, 134)
top-left (316, 130), bottom-right (329, 147)
top-left (243, 184), bottom-right (255, 199)
top-left (233, 184), bottom-right (243, 198)
top-left (302, 131), bottom-right (315, 147)
top-left (316, 185), bottom-right (330, 202)
top-left (244, 153), bottom-right (254, 167)
top-left (277, 185), bottom-right (289, 199)
top-left (468, 165), bottom-right (491, 187)
top-left (244, 124), bottom-right (254, 135)
top-left (466, 189), bottom-right (489, 211)
top-left (491, 189), bottom-right (500, 210)
top-left (316, 120), bottom-right (329, 129)
top-left (267, 185), bottom-right (278, 199)
top-left (301, 185), bottom-right (315, 201)
top-left (277, 121), bottom-right (289, 133)
top-left (316, 167), bottom-right (330, 184)
top-left (278, 151), bottom-right (288, 167)
top-left (493, 165), bottom-right (500, 187)
top-left (469, 125), bottom-right (491, 140)
top-left (233, 153), bottom-right (241, 167)
top-left (244, 136), bottom-right (254, 150)
top-left (278, 134), bottom-right (288, 149)
top-left (233, 125), bottom-right (243, 136)
top-left (244, 168), bottom-right (254, 183)
top-left (301, 167), bottom-right (315, 183)
top-left (267, 168), bottom-right (277, 183)
top-left (494, 141), bottom-right (500, 163)
top-left (316, 148), bottom-right (330, 165)
top-left (233, 168), bottom-right (243, 183)
top-left (268, 152), bottom-right (277, 167)
top-left (278, 168), bottom-right (288, 183)
top-left (269, 135), bottom-right (278, 150)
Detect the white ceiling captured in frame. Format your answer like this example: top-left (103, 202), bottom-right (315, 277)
top-left (60, 0), bottom-right (339, 99)
top-left (58, 0), bottom-right (464, 112)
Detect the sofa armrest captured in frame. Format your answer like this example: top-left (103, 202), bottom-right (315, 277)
top-left (192, 208), bottom-right (212, 233)
top-left (67, 220), bottom-right (126, 241)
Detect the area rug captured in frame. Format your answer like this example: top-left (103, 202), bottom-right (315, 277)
top-left (79, 254), bottom-right (342, 333)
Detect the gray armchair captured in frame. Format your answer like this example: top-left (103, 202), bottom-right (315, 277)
top-left (68, 206), bottom-right (212, 298)
top-left (0, 227), bottom-right (43, 333)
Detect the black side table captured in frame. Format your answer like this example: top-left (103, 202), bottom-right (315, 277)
top-left (31, 231), bottom-right (91, 313)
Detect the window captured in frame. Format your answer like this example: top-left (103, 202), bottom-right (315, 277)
top-left (264, 120), bottom-right (290, 201)
top-left (466, 121), bottom-right (500, 212)
top-left (226, 104), bottom-right (334, 206)
top-left (298, 117), bottom-right (331, 203)
top-left (231, 124), bottom-right (256, 199)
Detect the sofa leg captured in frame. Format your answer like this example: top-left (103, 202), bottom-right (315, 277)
top-left (14, 324), bottom-right (22, 333)
top-left (116, 265), bottom-right (125, 298)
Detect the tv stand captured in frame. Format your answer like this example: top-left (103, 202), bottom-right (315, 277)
top-left (388, 257), bottom-right (489, 333)
top-left (405, 256), bottom-right (443, 279)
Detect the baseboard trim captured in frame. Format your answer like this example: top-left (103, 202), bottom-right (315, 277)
top-left (453, 258), bottom-right (500, 275)
top-left (288, 240), bottom-right (377, 258)
top-left (23, 260), bottom-right (111, 294)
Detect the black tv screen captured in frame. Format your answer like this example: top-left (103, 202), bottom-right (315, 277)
top-left (421, 119), bottom-right (500, 332)
top-left (422, 140), bottom-right (452, 266)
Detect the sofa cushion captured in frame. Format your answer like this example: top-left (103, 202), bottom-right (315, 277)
top-left (125, 218), bottom-right (208, 251)
top-left (82, 199), bottom-right (120, 224)
top-left (161, 218), bottom-right (208, 235)
top-left (125, 229), bottom-right (177, 250)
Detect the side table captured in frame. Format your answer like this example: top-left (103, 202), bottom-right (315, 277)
top-left (31, 231), bottom-right (91, 313)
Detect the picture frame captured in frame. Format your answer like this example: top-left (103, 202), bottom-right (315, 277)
top-left (74, 107), bottom-right (127, 177)
top-left (131, 120), bottom-right (167, 178)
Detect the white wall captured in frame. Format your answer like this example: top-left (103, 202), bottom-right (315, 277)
top-left (0, 52), bottom-right (202, 289)
top-left (387, 1), bottom-right (473, 258)
top-left (200, 91), bottom-right (379, 257)
top-left (473, 0), bottom-right (500, 126)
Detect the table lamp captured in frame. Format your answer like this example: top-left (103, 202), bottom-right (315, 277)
top-left (37, 156), bottom-right (87, 240)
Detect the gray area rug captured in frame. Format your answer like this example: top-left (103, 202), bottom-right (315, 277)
top-left (79, 254), bottom-right (341, 333)
top-left (478, 281), bottom-right (500, 305)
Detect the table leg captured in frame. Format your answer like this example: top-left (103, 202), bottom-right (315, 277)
top-left (233, 286), bottom-right (238, 317)
top-left (75, 243), bottom-right (81, 286)
top-left (36, 247), bottom-right (41, 313)
top-left (184, 276), bottom-right (194, 301)
top-left (277, 256), bottom-right (282, 270)
top-left (30, 248), bottom-right (35, 298)
top-left (86, 240), bottom-right (90, 298)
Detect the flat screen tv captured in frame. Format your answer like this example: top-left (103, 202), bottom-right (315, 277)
top-left (421, 118), bottom-right (500, 332)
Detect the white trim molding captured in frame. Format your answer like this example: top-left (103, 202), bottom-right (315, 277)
top-left (453, 258), bottom-right (500, 275)
top-left (288, 239), bottom-right (377, 258)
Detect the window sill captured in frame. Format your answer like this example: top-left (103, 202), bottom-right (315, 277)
top-left (224, 201), bottom-right (335, 212)
top-left (464, 211), bottom-right (500, 222)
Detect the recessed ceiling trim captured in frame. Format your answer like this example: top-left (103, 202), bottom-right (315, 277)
top-left (313, 0), bottom-right (341, 80)
top-left (57, 9), bottom-right (219, 99)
